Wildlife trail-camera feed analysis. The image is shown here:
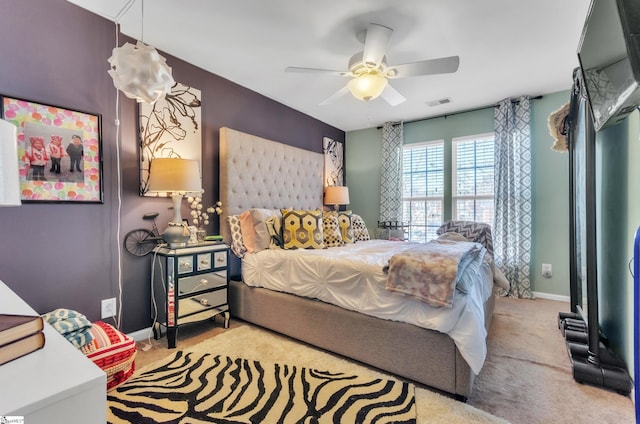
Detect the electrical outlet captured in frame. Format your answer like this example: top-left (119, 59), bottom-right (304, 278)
top-left (542, 263), bottom-right (553, 278)
top-left (101, 297), bottom-right (116, 319)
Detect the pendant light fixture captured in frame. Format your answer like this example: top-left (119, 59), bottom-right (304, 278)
top-left (107, 0), bottom-right (175, 103)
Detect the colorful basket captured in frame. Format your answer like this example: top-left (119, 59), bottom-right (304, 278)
top-left (81, 321), bottom-right (137, 391)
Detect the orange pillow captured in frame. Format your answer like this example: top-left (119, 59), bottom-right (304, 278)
top-left (239, 210), bottom-right (256, 253)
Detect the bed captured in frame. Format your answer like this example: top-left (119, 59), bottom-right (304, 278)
top-left (219, 127), bottom-right (496, 400)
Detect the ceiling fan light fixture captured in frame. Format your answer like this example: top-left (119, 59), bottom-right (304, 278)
top-left (347, 72), bottom-right (388, 101)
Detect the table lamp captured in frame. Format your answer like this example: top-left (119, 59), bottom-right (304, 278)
top-left (324, 186), bottom-right (350, 211)
top-left (0, 119), bottom-right (21, 206)
top-left (147, 158), bottom-right (201, 248)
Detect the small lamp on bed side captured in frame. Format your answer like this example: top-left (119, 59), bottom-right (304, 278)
top-left (324, 186), bottom-right (350, 211)
top-left (147, 158), bottom-right (202, 248)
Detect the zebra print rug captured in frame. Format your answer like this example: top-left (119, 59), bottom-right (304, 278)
top-left (107, 351), bottom-right (416, 423)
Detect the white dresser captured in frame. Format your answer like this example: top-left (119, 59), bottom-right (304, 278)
top-left (0, 280), bottom-right (106, 423)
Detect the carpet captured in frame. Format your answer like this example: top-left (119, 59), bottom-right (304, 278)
top-left (108, 350), bottom-right (417, 423)
top-left (130, 325), bottom-right (509, 424)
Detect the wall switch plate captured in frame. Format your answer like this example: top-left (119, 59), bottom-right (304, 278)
top-left (101, 297), bottom-right (116, 319)
top-left (542, 263), bottom-right (553, 278)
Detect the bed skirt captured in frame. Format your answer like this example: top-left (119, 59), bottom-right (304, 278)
top-left (229, 279), bottom-right (495, 399)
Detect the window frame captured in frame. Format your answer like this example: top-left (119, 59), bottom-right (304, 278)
top-left (451, 132), bottom-right (495, 225)
top-left (401, 140), bottom-right (445, 242)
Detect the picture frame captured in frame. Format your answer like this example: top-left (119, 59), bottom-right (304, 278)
top-left (323, 137), bottom-right (344, 187)
top-left (1, 95), bottom-right (103, 203)
top-left (139, 83), bottom-right (202, 196)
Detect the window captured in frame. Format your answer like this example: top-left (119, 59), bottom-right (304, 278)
top-left (452, 133), bottom-right (495, 226)
top-left (402, 141), bottom-right (444, 242)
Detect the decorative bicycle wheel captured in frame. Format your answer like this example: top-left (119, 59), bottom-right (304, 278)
top-left (124, 229), bottom-right (156, 256)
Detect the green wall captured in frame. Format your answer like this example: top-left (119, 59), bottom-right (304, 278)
top-left (345, 127), bottom-right (382, 232)
top-left (346, 94), bottom-right (639, 376)
top-left (597, 110), bottom-right (639, 379)
top-left (346, 91), bottom-right (572, 296)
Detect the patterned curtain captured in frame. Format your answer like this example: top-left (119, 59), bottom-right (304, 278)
top-left (494, 97), bottom-right (533, 298)
top-left (379, 122), bottom-right (403, 223)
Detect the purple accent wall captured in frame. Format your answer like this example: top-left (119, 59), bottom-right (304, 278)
top-left (0, 0), bottom-right (344, 332)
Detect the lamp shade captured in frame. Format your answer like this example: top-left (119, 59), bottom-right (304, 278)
top-left (0, 119), bottom-right (21, 206)
top-left (147, 158), bottom-right (201, 248)
top-left (325, 186), bottom-right (350, 206)
top-left (147, 158), bottom-right (202, 194)
top-left (107, 41), bottom-right (175, 104)
top-left (347, 72), bottom-right (388, 101)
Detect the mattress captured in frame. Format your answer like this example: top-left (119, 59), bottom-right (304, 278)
top-left (242, 239), bottom-right (494, 374)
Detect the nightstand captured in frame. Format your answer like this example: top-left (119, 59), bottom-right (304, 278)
top-left (151, 243), bottom-right (230, 348)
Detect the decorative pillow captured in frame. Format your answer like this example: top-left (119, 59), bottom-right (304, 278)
top-left (436, 221), bottom-right (494, 257)
top-left (352, 214), bottom-right (371, 241)
top-left (322, 211), bottom-right (344, 248)
top-left (337, 210), bottom-right (354, 243)
top-left (266, 215), bottom-right (284, 248)
top-left (81, 321), bottom-right (137, 391)
top-left (437, 231), bottom-right (468, 242)
top-left (281, 209), bottom-right (324, 249)
top-left (42, 308), bottom-right (94, 348)
top-left (226, 215), bottom-right (247, 258)
top-left (239, 210), bottom-right (256, 253)
top-left (250, 208), bottom-right (282, 252)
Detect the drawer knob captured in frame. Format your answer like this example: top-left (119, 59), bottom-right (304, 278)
top-left (217, 256), bottom-right (225, 263)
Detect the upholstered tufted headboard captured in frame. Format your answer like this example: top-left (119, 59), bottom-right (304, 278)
top-left (219, 127), bottom-right (324, 244)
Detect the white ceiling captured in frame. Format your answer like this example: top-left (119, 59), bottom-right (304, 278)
top-left (67, 0), bottom-right (591, 132)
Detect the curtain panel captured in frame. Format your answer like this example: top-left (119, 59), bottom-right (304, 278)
top-left (379, 122), bottom-right (404, 223)
top-left (494, 97), bottom-right (533, 298)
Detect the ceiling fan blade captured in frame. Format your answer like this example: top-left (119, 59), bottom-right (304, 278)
top-left (389, 56), bottom-right (460, 78)
top-left (319, 85), bottom-right (350, 106)
top-left (285, 66), bottom-right (348, 76)
top-left (380, 84), bottom-right (406, 106)
top-left (362, 23), bottom-right (393, 67)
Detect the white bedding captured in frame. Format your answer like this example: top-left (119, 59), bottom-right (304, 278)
top-left (241, 239), bottom-right (494, 374)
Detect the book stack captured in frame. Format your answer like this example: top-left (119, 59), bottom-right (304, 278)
top-left (0, 314), bottom-right (46, 366)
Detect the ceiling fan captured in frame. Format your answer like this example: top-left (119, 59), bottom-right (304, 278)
top-left (285, 23), bottom-right (460, 106)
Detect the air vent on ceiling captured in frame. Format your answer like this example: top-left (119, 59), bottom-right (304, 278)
top-left (426, 97), bottom-right (452, 107)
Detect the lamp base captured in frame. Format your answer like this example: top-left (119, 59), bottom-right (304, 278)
top-left (162, 222), bottom-right (189, 248)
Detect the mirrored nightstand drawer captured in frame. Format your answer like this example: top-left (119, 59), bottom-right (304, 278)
top-left (214, 250), bottom-right (227, 268)
top-left (178, 289), bottom-right (228, 318)
top-left (178, 271), bottom-right (226, 295)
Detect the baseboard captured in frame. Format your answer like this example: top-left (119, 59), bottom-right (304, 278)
top-left (128, 327), bottom-right (154, 341)
top-left (532, 291), bottom-right (570, 303)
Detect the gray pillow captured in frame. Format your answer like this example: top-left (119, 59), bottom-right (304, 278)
top-left (249, 208), bottom-right (282, 252)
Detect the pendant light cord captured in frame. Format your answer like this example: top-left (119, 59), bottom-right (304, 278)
top-left (112, 19), bottom-right (123, 330)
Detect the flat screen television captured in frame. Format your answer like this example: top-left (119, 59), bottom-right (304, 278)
top-left (577, 0), bottom-right (640, 131)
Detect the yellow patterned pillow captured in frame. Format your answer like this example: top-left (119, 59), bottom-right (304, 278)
top-left (337, 210), bottom-right (355, 243)
top-left (322, 211), bottom-right (344, 248)
top-left (282, 209), bottom-right (325, 249)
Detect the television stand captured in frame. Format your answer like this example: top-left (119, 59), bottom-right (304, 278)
top-left (567, 341), bottom-right (632, 394)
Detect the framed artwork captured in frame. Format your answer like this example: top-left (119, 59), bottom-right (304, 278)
top-left (139, 83), bottom-right (202, 196)
top-left (0, 95), bottom-right (103, 203)
top-left (323, 137), bottom-right (344, 187)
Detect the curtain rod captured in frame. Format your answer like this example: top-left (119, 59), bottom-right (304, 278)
top-left (376, 95), bottom-right (544, 129)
